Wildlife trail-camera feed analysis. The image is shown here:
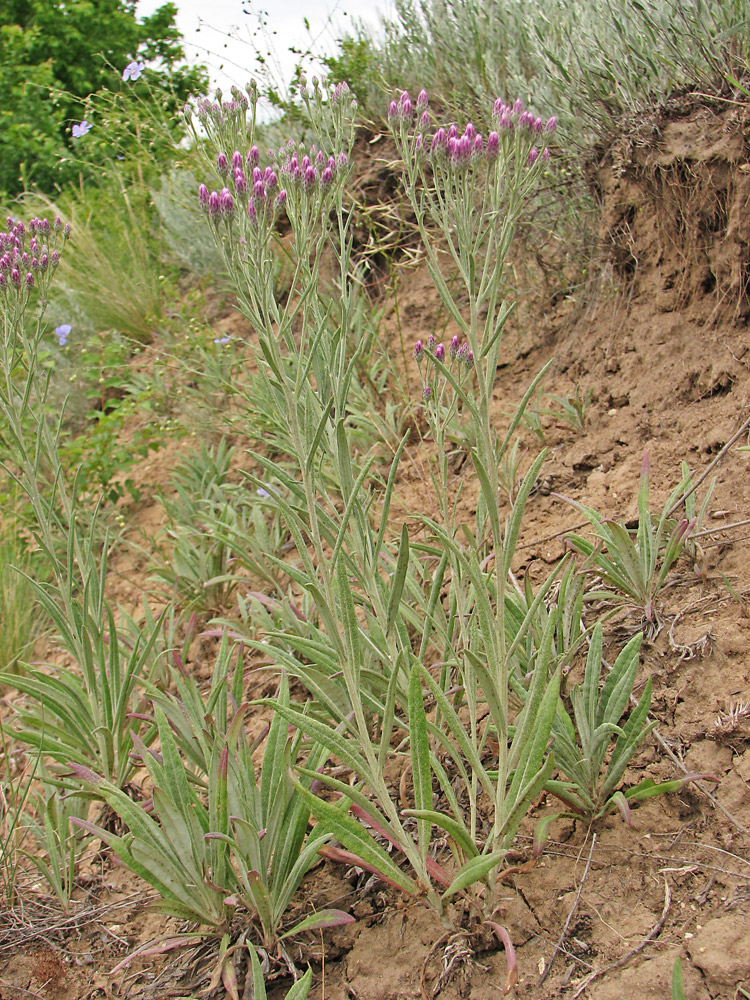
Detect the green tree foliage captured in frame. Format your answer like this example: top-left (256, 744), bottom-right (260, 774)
top-left (0, 0), bottom-right (207, 196)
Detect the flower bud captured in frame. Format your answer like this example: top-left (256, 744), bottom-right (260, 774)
top-left (337, 151), bottom-right (348, 168)
top-left (253, 179), bottom-right (266, 201)
top-left (486, 131), bottom-right (499, 160)
top-left (232, 150), bottom-right (243, 171)
top-left (247, 201), bottom-right (257, 226)
top-left (208, 190), bottom-right (221, 218)
top-left (303, 165), bottom-right (317, 190)
top-left (234, 169), bottom-right (247, 194)
top-left (493, 98), bottom-right (506, 120)
top-left (435, 342), bottom-right (445, 362)
top-left (513, 98), bottom-right (524, 115)
top-left (11, 268), bottom-right (20, 287)
top-left (220, 187), bottom-right (235, 216)
top-left (198, 183), bottom-right (209, 209)
top-left (448, 123), bottom-right (458, 140)
top-left (416, 89), bottom-right (428, 109)
top-left (532, 116), bottom-right (543, 134)
top-left (545, 116), bottom-right (557, 133)
top-left (217, 152), bottom-right (229, 176)
top-left (264, 168), bottom-right (278, 191)
top-left (62, 223), bottom-right (71, 238)
top-left (541, 147), bottom-right (550, 162)
top-left (315, 149), bottom-right (326, 166)
top-left (423, 385), bottom-right (432, 401)
top-left (427, 334), bottom-right (436, 350)
top-left (472, 134), bottom-right (484, 155)
top-left (388, 100), bottom-right (398, 121)
top-left (449, 335), bottom-right (459, 359)
top-left (430, 128), bottom-right (447, 155)
top-left (464, 122), bottom-right (475, 141)
top-left (247, 145), bottom-right (260, 167)
top-left (252, 166), bottom-right (263, 184)
top-left (40, 253), bottom-right (49, 270)
top-left (25, 272), bottom-right (33, 287)
top-left (274, 189), bottom-right (287, 210)
top-left (320, 166), bottom-right (333, 188)
top-left (399, 91), bottom-right (413, 119)
top-left (527, 146), bottom-right (539, 166)
top-left (419, 110), bottom-right (430, 131)
top-left (414, 339), bottom-right (424, 361)
top-left (51, 250), bottom-right (60, 264)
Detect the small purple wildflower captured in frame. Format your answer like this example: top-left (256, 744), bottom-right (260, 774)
top-left (55, 323), bottom-right (72, 346)
top-left (122, 60), bottom-right (145, 82)
top-left (422, 385), bottom-right (432, 401)
top-left (256, 487), bottom-right (271, 498)
top-left (213, 335), bottom-right (231, 344)
top-left (71, 121), bottom-right (92, 138)
top-left (449, 335), bottom-right (460, 360)
top-left (414, 339), bottom-right (424, 362)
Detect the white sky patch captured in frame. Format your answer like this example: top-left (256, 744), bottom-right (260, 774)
top-left (135, 0), bottom-right (391, 101)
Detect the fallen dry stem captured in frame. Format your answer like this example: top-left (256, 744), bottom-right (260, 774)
top-left (570, 881), bottom-right (671, 999)
top-left (538, 832), bottom-right (597, 986)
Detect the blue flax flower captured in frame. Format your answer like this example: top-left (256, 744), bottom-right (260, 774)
top-left (71, 121), bottom-right (92, 138)
top-left (55, 324), bottom-right (72, 346)
top-left (122, 60), bottom-right (146, 82)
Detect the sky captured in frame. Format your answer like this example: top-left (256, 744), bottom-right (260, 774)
top-left (135, 0), bottom-right (392, 101)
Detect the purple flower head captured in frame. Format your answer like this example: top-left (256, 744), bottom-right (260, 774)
top-left (301, 155), bottom-right (312, 172)
top-left (71, 120), bottom-right (92, 138)
top-left (527, 146), bottom-right (539, 166)
top-left (327, 155), bottom-right (336, 172)
top-left (512, 98), bottom-right (524, 115)
top-left (545, 116), bottom-right (557, 133)
top-left (448, 123), bottom-right (458, 140)
top-left (253, 179), bottom-right (266, 201)
top-left (10, 268), bottom-right (20, 288)
top-left (332, 81), bottom-right (350, 103)
top-left (234, 170), bottom-right (247, 195)
top-left (274, 189), bottom-right (287, 210)
top-left (493, 98), bottom-right (507, 120)
top-left (458, 135), bottom-right (471, 163)
top-left (213, 335), bottom-right (231, 344)
top-left (247, 145), bottom-right (260, 168)
top-left (422, 385), bottom-right (432, 401)
top-left (430, 128), bottom-right (447, 155)
top-left (264, 168), bottom-right (278, 192)
top-left (415, 134), bottom-right (423, 152)
top-left (541, 147), bottom-right (550, 162)
top-left (25, 272), bottom-right (33, 288)
top-left (208, 190), bottom-right (221, 218)
top-left (486, 131), bottom-right (499, 161)
top-left (419, 110), bottom-right (430, 131)
top-left (62, 223), bottom-right (71, 238)
top-left (122, 60), bottom-right (145, 82)
top-left (232, 150), bottom-right (243, 171)
top-left (198, 183), bottom-right (209, 209)
top-left (55, 324), bottom-right (72, 346)
top-left (40, 253), bottom-right (49, 270)
top-left (51, 250), bottom-right (60, 264)
top-left (398, 90), bottom-right (413, 119)
top-left (457, 343), bottom-right (469, 363)
top-left (217, 152), bottom-right (229, 176)
top-left (519, 110), bottom-right (534, 129)
top-left (252, 166), bottom-right (263, 184)
top-left (464, 349), bottom-right (474, 368)
top-left (303, 165), bottom-right (317, 190)
top-left (449, 335), bottom-right (460, 359)
top-left (532, 116), bottom-right (543, 134)
top-left (414, 339), bottom-right (424, 361)
top-left (464, 122), bottom-right (476, 142)
top-left (320, 166), bottom-right (333, 188)
top-left (387, 100), bottom-right (399, 122)
top-left (472, 134), bottom-right (484, 156)
top-left (315, 149), bottom-right (326, 166)
top-left (435, 342), bottom-right (445, 362)
top-left (220, 187), bottom-right (235, 216)
top-left (427, 334), bottom-right (436, 350)
top-left (416, 89), bottom-right (428, 110)
top-left (337, 151), bottom-right (348, 168)
top-left (247, 201), bottom-right (258, 226)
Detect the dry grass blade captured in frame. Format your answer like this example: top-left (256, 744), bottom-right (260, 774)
top-left (538, 832), bottom-right (597, 986)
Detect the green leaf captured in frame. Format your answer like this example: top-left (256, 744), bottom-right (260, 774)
top-left (441, 849), bottom-right (508, 902)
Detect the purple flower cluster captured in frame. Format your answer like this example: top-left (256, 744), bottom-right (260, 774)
top-left (414, 334), bottom-right (474, 369)
top-left (199, 146), bottom-right (286, 226)
top-left (194, 85), bottom-right (251, 129)
top-left (0, 215), bottom-right (69, 296)
top-left (277, 144), bottom-right (348, 194)
top-left (392, 90), bottom-right (556, 170)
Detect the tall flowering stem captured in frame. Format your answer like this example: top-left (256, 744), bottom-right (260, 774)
top-left (391, 92), bottom-right (558, 852)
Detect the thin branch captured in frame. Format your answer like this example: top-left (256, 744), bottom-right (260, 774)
top-left (570, 881), bottom-right (671, 999)
top-left (666, 413), bottom-right (750, 517)
top-left (538, 832), bottom-right (597, 986)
